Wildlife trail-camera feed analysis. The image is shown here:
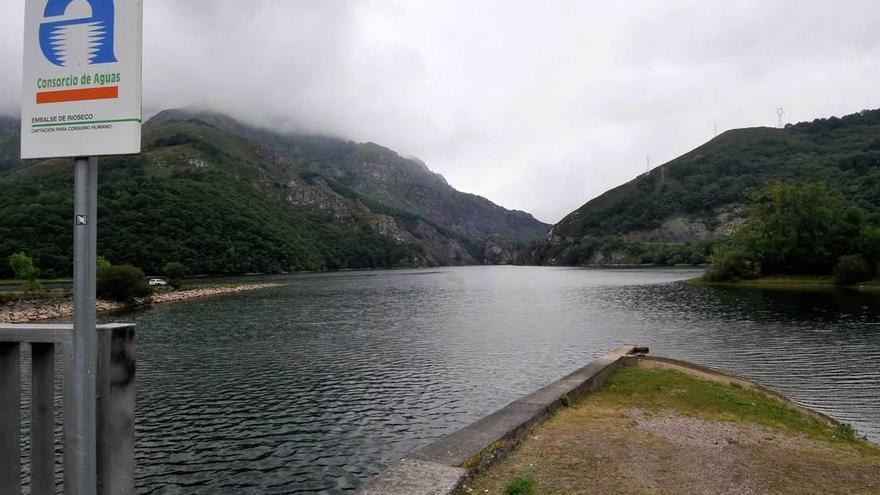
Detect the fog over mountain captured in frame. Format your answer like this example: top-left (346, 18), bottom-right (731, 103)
top-left (1, 0), bottom-right (879, 222)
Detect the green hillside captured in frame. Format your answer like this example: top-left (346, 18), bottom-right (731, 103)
top-left (0, 111), bottom-right (548, 278)
top-left (529, 109), bottom-right (880, 265)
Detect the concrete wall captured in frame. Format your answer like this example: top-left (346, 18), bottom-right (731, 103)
top-left (356, 345), bottom-right (644, 495)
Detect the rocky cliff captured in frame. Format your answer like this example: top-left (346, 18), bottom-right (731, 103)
top-left (0, 111), bottom-right (548, 277)
top-left (528, 108), bottom-right (880, 266)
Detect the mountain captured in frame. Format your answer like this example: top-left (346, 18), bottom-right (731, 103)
top-left (0, 117), bottom-right (18, 173)
top-left (528, 108), bottom-right (880, 265)
top-left (0, 111), bottom-right (548, 278)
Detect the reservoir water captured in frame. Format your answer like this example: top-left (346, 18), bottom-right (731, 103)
top-left (94, 266), bottom-right (879, 494)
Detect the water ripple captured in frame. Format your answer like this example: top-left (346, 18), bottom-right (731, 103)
top-left (65, 266), bottom-right (879, 493)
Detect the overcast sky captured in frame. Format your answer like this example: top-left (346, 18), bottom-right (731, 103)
top-left (2, 1), bottom-right (879, 223)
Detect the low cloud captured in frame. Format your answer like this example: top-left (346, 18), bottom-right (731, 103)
top-left (2, 0), bottom-right (879, 222)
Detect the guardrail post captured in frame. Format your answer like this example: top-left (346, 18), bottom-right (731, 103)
top-left (31, 343), bottom-right (56, 495)
top-left (0, 342), bottom-right (22, 494)
top-left (96, 324), bottom-right (136, 495)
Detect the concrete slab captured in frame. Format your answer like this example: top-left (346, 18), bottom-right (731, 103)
top-left (356, 458), bottom-right (466, 495)
top-left (354, 344), bottom-right (640, 495)
top-left (411, 400), bottom-right (547, 467)
top-left (517, 377), bottom-right (584, 406)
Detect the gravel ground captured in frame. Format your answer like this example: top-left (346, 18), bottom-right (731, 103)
top-left (463, 361), bottom-right (880, 495)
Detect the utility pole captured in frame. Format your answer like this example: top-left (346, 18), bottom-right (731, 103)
top-left (646, 154), bottom-right (650, 172)
top-left (776, 107), bottom-right (785, 128)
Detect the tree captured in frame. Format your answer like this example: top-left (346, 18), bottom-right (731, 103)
top-left (737, 182), bottom-right (869, 275)
top-left (97, 264), bottom-right (152, 302)
top-left (162, 261), bottom-right (189, 289)
top-left (833, 255), bottom-right (873, 285)
top-left (703, 181), bottom-right (880, 282)
top-left (8, 252), bottom-right (42, 295)
top-left (703, 245), bottom-right (761, 282)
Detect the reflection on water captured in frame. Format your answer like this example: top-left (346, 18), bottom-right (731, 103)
top-left (91, 266), bottom-right (879, 494)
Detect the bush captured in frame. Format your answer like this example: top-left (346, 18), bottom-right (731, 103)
top-left (503, 474), bottom-right (535, 495)
top-left (687, 251), bottom-right (707, 265)
top-left (162, 261), bottom-right (189, 289)
top-left (703, 246), bottom-right (761, 282)
top-left (97, 256), bottom-right (112, 274)
top-left (97, 264), bottom-right (152, 302)
top-left (8, 252), bottom-right (42, 295)
top-left (833, 255), bottom-right (872, 285)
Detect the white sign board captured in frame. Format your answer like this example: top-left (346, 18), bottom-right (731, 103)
top-left (21, 0), bottom-right (143, 159)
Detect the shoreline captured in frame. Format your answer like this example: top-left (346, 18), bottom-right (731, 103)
top-left (686, 274), bottom-right (880, 291)
top-left (0, 283), bottom-right (282, 323)
top-left (358, 348), bottom-right (877, 495)
top-left (464, 356), bottom-right (879, 495)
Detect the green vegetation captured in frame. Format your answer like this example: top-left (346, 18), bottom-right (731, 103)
top-left (97, 256), bottom-right (111, 273)
top-left (162, 261), bottom-right (189, 289)
top-left (704, 182), bottom-right (879, 284)
top-left (702, 245), bottom-right (759, 282)
top-left (558, 109), bottom-right (880, 238)
top-left (833, 254), bottom-right (872, 285)
top-left (0, 112), bottom-right (547, 277)
top-left (597, 365), bottom-right (861, 446)
top-left (525, 236), bottom-right (712, 267)
top-left (96, 263), bottom-right (152, 302)
top-left (502, 474), bottom-right (535, 495)
top-left (533, 109), bottom-right (880, 267)
top-left (8, 252), bottom-right (42, 294)
top-left (466, 362), bottom-right (879, 495)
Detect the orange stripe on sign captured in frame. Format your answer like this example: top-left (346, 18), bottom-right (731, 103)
top-left (36, 86), bottom-right (119, 104)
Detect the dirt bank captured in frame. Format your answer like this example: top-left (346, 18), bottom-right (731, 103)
top-left (0, 283), bottom-right (282, 323)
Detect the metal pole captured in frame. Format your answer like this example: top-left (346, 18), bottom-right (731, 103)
top-left (67, 156), bottom-right (98, 495)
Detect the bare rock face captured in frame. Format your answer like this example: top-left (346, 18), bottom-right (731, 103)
top-left (0, 111), bottom-right (551, 277)
top-left (586, 249), bottom-right (628, 266)
top-left (410, 221), bottom-right (477, 265)
top-left (481, 235), bottom-right (519, 265)
top-left (285, 176), bottom-right (370, 218)
top-left (625, 216), bottom-right (710, 244)
top-left (622, 205), bottom-right (746, 244)
top-left (152, 110), bottom-right (550, 265)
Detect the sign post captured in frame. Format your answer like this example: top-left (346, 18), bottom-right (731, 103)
top-left (70, 155), bottom-right (98, 494)
top-left (21, 0), bottom-right (143, 159)
top-left (21, 1), bottom-right (142, 493)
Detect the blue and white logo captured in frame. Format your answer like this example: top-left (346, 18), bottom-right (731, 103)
top-left (39, 0), bottom-right (117, 67)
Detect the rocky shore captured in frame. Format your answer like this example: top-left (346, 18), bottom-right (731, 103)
top-left (0, 283), bottom-right (282, 323)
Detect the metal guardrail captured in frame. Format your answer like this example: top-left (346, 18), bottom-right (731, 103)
top-left (0, 323), bottom-right (135, 495)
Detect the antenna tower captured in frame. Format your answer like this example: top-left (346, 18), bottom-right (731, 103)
top-left (646, 154), bottom-right (650, 172)
top-left (776, 107), bottom-right (785, 128)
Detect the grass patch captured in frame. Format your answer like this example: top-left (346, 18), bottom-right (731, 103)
top-left (0, 278), bottom-right (72, 286)
top-left (687, 274), bottom-right (880, 291)
top-left (502, 474), bottom-right (535, 495)
top-left (461, 438), bottom-right (510, 470)
top-left (0, 290), bottom-right (70, 304)
top-left (590, 365), bottom-right (868, 449)
top-left (560, 392), bottom-right (573, 407)
top-left (743, 275), bottom-right (837, 285)
top-left (466, 361), bottom-right (879, 495)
